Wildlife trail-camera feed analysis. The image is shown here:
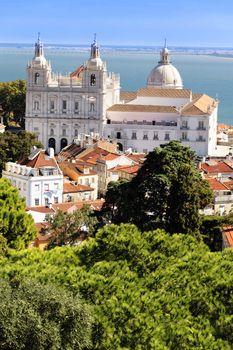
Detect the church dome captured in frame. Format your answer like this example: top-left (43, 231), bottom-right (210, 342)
top-left (147, 46), bottom-right (183, 89)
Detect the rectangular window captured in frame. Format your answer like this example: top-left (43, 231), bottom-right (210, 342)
top-left (54, 183), bottom-right (59, 190)
top-left (165, 133), bottom-right (170, 140)
top-left (74, 129), bottom-right (78, 137)
top-left (153, 132), bottom-right (158, 140)
top-left (80, 179), bottom-right (82, 184)
top-left (85, 178), bottom-right (90, 186)
top-left (44, 184), bottom-right (49, 191)
top-left (143, 132), bottom-right (148, 140)
top-left (181, 120), bottom-right (188, 129)
top-left (116, 132), bottom-right (121, 139)
top-left (62, 129), bottom-right (66, 136)
top-left (62, 100), bottom-right (67, 111)
top-left (92, 178), bottom-right (95, 183)
top-left (50, 100), bottom-right (55, 113)
top-left (54, 197), bottom-right (59, 204)
top-left (45, 197), bottom-right (49, 206)
top-left (182, 132), bottom-right (188, 140)
top-left (198, 121), bottom-right (205, 130)
top-left (132, 132), bottom-right (137, 140)
top-left (23, 183), bottom-right (26, 191)
top-left (74, 101), bottom-right (79, 113)
top-left (35, 198), bottom-right (39, 206)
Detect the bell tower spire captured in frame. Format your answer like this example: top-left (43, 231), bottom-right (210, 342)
top-left (34, 32), bottom-right (44, 59)
top-left (90, 33), bottom-right (100, 59)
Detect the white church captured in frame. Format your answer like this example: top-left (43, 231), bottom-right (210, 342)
top-left (25, 37), bottom-right (218, 156)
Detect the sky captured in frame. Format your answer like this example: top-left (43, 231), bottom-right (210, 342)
top-left (1, 0), bottom-right (233, 47)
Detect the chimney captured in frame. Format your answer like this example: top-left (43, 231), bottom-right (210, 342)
top-left (49, 147), bottom-right (54, 158)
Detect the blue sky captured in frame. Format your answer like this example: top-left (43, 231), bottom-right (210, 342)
top-left (1, 0), bottom-right (233, 47)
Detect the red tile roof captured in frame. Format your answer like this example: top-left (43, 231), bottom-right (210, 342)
top-left (223, 226), bottom-right (233, 248)
top-left (205, 178), bottom-right (229, 191)
top-left (63, 182), bottom-right (94, 193)
top-left (18, 150), bottom-right (58, 169)
top-left (101, 154), bottom-right (119, 161)
top-left (79, 148), bottom-right (115, 164)
top-left (201, 161), bottom-right (233, 174)
top-left (27, 200), bottom-right (105, 216)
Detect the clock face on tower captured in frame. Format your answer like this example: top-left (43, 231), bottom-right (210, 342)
top-left (90, 74), bottom-right (96, 86)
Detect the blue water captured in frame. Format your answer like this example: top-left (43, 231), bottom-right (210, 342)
top-left (0, 47), bottom-right (233, 124)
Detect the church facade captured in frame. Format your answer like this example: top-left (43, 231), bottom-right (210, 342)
top-left (25, 37), bottom-right (120, 153)
top-left (25, 38), bottom-right (218, 157)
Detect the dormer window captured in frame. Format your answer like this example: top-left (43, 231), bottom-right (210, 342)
top-left (90, 74), bottom-right (96, 86)
top-left (35, 72), bottom-right (40, 84)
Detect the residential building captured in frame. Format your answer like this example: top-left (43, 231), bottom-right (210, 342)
top-left (63, 181), bottom-right (95, 202)
top-left (2, 148), bottom-right (63, 207)
top-left (59, 161), bottom-right (98, 199)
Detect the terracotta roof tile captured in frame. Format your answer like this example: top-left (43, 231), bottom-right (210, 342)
top-left (107, 104), bottom-right (177, 113)
top-left (223, 226), bottom-right (233, 248)
top-left (18, 150), bottom-right (58, 169)
top-left (201, 161), bottom-right (233, 174)
top-left (120, 91), bottom-right (137, 101)
top-left (137, 88), bottom-right (191, 98)
top-left (205, 177), bottom-right (229, 191)
top-left (181, 94), bottom-right (217, 116)
top-left (63, 182), bottom-right (94, 193)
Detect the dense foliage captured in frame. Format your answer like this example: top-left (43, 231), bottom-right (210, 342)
top-left (0, 80), bottom-right (26, 128)
top-left (0, 279), bottom-right (92, 350)
top-left (1, 224), bottom-right (233, 349)
top-left (45, 205), bottom-right (98, 248)
top-left (0, 178), bottom-right (36, 249)
top-left (104, 141), bottom-right (213, 236)
top-left (0, 130), bottom-right (43, 175)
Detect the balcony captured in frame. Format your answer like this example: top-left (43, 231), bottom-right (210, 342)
top-left (197, 127), bottom-right (206, 130)
top-left (180, 126), bottom-right (189, 130)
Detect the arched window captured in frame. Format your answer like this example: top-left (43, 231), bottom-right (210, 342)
top-left (117, 142), bottom-right (123, 152)
top-left (60, 138), bottom-right (68, 150)
top-left (35, 72), bottom-right (40, 84)
top-left (48, 138), bottom-right (56, 151)
top-left (90, 74), bottom-right (96, 86)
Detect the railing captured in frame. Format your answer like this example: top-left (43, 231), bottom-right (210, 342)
top-left (215, 196), bottom-right (233, 203)
top-left (109, 120), bottom-right (177, 126)
top-left (197, 127), bottom-right (206, 130)
top-left (180, 126), bottom-right (190, 130)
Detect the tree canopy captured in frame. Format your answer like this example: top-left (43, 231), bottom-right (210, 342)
top-left (45, 205), bottom-right (98, 248)
top-left (0, 130), bottom-right (43, 175)
top-left (1, 224), bottom-right (233, 349)
top-left (104, 141), bottom-right (213, 236)
top-left (0, 80), bottom-right (26, 128)
top-left (0, 178), bottom-right (36, 249)
top-left (0, 279), bottom-right (92, 350)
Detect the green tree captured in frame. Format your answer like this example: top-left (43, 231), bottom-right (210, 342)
top-left (0, 130), bottom-right (43, 175)
top-left (0, 278), bottom-right (92, 350)
top-left (0, 80), bottom-right (26, 128)
top-left (104, 141), bottom-right (213, 236)
top-left (2, 224), bottom-right (233, 349)
top-left (45, 205), bottom-right (98, 248)
top-left (0, 178), bottom-right (36, 249)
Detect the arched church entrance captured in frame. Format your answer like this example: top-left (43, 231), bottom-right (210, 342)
top-left (48, 138), bottom-right (56, 151)
top-left (60, 138), bottom-right (68, 150)
top-left (117, 142), bottom-right (123, 152)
